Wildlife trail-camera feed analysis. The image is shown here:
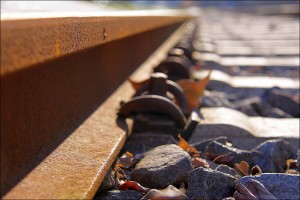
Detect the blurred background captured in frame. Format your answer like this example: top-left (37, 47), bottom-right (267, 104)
top-left (1, 0), bottom-right (299, 14)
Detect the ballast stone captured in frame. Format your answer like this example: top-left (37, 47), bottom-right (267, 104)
top-left (187, 167), bottom-right (237, 200)
top-left (94, 190), bottom-right (143, 200)
top-left (240, 173), bottom-right (300, 200)
top-left (131, 144), bottom-right (192, 188)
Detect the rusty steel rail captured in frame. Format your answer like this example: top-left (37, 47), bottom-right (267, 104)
top-left (1, 5), bottom-right (196, 199)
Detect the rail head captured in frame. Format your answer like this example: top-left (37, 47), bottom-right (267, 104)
top-left (1, 2), bottom-right (197, 76)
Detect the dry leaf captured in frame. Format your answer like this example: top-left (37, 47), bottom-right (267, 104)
top-left (206, 152), bottom-right (234, 164)
top-left (113, 151), bottom-right (137, 181)
top-left (113, 165), bottom-right (128, 181)
top-left (234, 161), bottom-right (249, 176)
top-left (125, 151), bottom-right (133, 157)
top-left (251, 165), bottom-right (262, 176)
top-left (116, 151), bottom-right (138, 169)
top-left (192, 157), bottom-right (209, 169)
top-left (128, 78), bottom-right (149, 91)
top-left (177, 70), bottom-right (211, 111)
top-left (286, 159), bottom-right (298, 170)
top-left (119, 180), bottom-right (150, 193)
top-left (178, 134), bottom-right (200, 157)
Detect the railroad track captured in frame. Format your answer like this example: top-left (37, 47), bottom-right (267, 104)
top-left (1, 4), bottom-right (299, 199)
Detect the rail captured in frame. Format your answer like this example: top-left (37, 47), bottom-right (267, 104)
top-left (1, 5), bottom-right (196, 198)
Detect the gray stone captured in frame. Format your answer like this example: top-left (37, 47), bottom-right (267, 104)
top-left (233, 96), bottom-right (291, 118)
top-left (141, 185), bottom-right (187, 200)
top-left (207, 160), bottom-right (220, 170)
top-left (200, 91), bottom-right (235, 108)
top-left (191, 136), bottom-right (228, 153)
top-left (215, 164), bottom-right (240, 178)
top-left (187, 167), bottom-right (237, 200)
top-left (97, 169), bottom-right (116, 192)
top-left (263, 87), bottom-right (300, 117)
top-left (268, 107), bottom-right (293, 118)
top-left (240, 173), bottom-right (300, 200)
top-left (94, 190), bottom-right (143, 200)
top-left (121, 132), bottom-right (177, 155)
top-left (233, 96), bottom-right (267, 117)
top-left (205, 141), bottom-right (253, 166)
top-left (252, 139), bottom-right (294, 172)
top-left (131, 144), bottom-right (193, 188)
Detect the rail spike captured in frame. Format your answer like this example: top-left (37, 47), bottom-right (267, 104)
top-left (118, 94), bottom-right (187, 129)
top-left (119, 72), bottom-right (188, 129)
top-left (118, 72), bottom-right (200, 140)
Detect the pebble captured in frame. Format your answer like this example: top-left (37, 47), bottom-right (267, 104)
top-left (120, 132), bottom-right (177, 155)
top-left (131, 144), bottom-right (193, 188)
top-left (263, 87), bottom-right (300, 117)
top-left (215, 164), bottom-right (240, 178)
top-left (252, 139), bottom-right (294, 173)
top-left (94, 190), bottom-right (143, 200)
top-left (200, 86), bottom-right (298, 118)
top-left (232, 96), bottom-right (291, 118)
top-left (187, 167), bottom-right (237, 200)
top-left (240, 173), bottom-right (300, 200)
top-left (141, 185), bottom-right (187, 200)
top-left (205, 141), bottom-right (253, 166)
top-left (200, 91), bottom-right (234, 108)
top-left (97, 169), bottom-right (116, 192)
top-left (191, 136), bottom-right (228, 153)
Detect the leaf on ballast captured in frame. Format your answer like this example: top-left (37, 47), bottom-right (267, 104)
top-left (206, 152), bottom-right (234, 165)
top-left (119, 180), bottom-right (150, 193)
top-left (178, 134), bottom-right (200, 157)
top-left (192, 157), bottom-right (209, 169)
top-left (286, 159), bottom-right (298, 170)
top-left (113, 164), bottom-right (128, 181)
top-left (113, 151), bottom-right (138, 181)
top-left (251, 165), bottom-right (262, 176)
top-left (176, 70), bottom-right (212, 111)
top-left (116, 151), bottom-right (138, 169)
top-left (128, 78), bottom-right (149, 91)
top-left (234, 161), bottom-right (249, 176)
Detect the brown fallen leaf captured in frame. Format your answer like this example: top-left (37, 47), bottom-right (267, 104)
top-left (192, 157), bottom-right (209, 169)
top-left (128, 78), bottom-right (149, 91)
top-left (234, 161), bottom-right (249, 176)
top-left (119, 180), bottom-right (150, 193)
top-left (116, 151), bottom-right (138, 169)
top-left (178, 134), bottom-right (200, 157)
top-left (113, 151), bottom-right (138, 181)
top-left (206, 152), bottom-right (234, 165)
top-left (176, 70), bottom-right (211, 112)
top-left (251, 165), bottom-right (262, 176)
top-left (286, 159), bottom-right (298, 170)
top-left (113, 164), bottom-right (129, 181)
